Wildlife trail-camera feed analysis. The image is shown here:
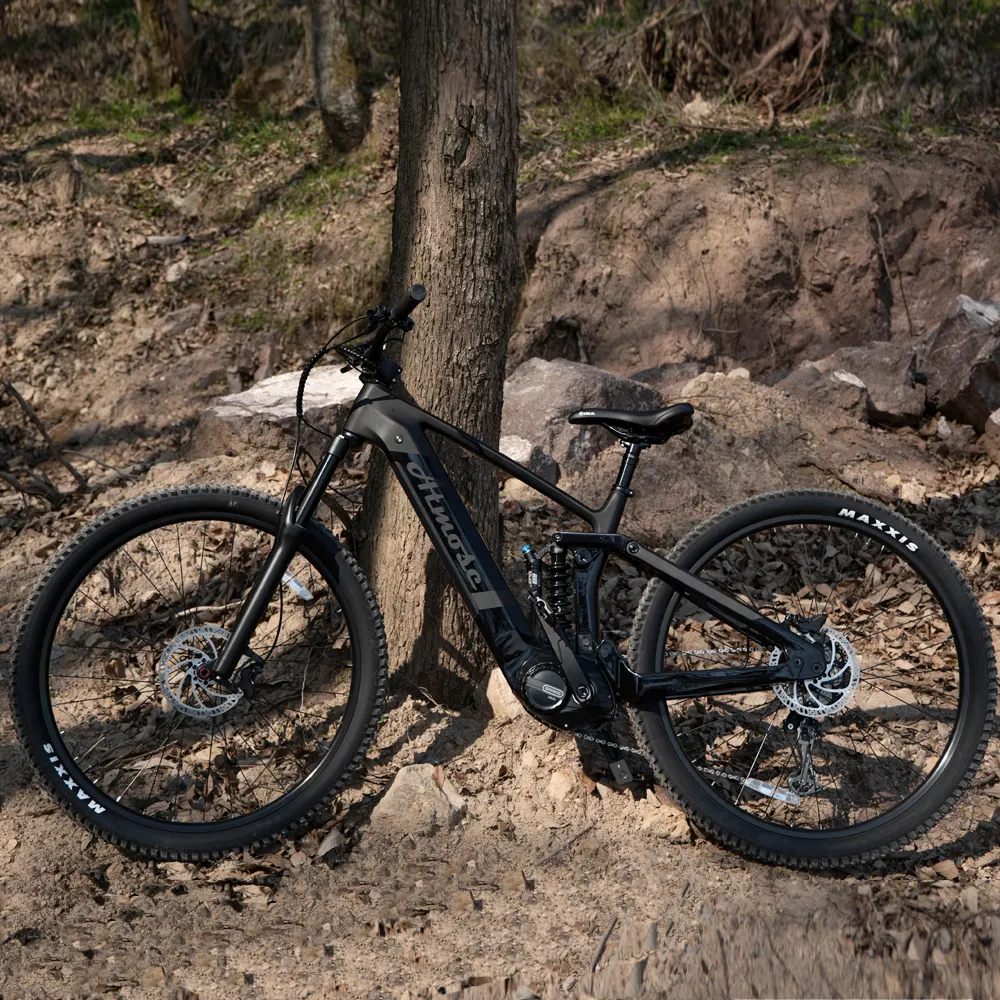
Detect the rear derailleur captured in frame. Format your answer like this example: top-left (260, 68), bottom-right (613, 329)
top-left (783, 712), bottom-right (820, 797)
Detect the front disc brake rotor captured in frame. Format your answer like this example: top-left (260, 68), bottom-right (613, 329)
top-left (157, 624), bottom-right (245, 719)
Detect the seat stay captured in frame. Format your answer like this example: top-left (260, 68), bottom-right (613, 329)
top-left (554, 530), bottom-right (829, 682)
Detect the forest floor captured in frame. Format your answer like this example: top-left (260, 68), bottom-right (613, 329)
top-left (5, 10), bottom-right (1000, 997)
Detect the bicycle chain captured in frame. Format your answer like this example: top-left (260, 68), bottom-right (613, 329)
top-left (574, 728), bottom-right (646, 758)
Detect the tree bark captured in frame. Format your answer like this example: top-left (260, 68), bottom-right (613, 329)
top-left (359, 0), bottom-right (519, 707)
top-left (308, 0), bottom-right (368, 152)
top-left (135, 0), bottom-right (195, 96)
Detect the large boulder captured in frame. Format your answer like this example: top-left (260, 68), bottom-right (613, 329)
top-left (498, 435), bottom-right (559, 483)
top-left (561, 372), bottom-right (944, 551)
top-left (920, 295), bottom-right (1000, 432)
top-left (501, 358), bottom-right (661, 475)
top-left (778, 341), bottom-right (926, 427)
top-left (774, 364), bottom-right (870, 424)
top-left (190, 366), bottom-right (361, 457)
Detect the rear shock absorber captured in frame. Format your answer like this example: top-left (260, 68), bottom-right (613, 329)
top-left (549, 543), bottom-right (572, 630)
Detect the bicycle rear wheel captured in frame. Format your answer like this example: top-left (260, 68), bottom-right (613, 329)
top-left (629, 489), bottom-right (996, 868)
top-left (11, 485), bottom-right (387, 860)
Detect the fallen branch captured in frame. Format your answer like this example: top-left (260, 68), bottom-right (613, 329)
top-left (873, 213), bottom-right (915, 339)
top-left (1, 381), bottom-right (87, 487)
top-left (537, 822), bottom-right (594, 865)
top-left (591, 913), bottom-right (619, 971)
top-left (62, 449), bottom-right (135, 482)
top-left (146, 234), bottom-right (190, 247)
top-left (0, 468), bottom-right (62, 505)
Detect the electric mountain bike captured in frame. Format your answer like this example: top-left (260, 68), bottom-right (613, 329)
top-left (11, 286), bottom-right (997, 868)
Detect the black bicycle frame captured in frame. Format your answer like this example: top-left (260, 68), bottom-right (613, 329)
top-left (213, 378), bottom-right (829, 728)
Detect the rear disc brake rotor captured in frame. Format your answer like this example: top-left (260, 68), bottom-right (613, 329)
top-left (771, 625), bottom-right (860, 719)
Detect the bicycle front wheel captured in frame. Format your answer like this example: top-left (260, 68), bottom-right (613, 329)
top-left (629, 489), bottom-right (996, 868)
top-left (11, 485), bottom-right (387, 860)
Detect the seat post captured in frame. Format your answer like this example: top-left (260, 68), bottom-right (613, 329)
top-left (615, 441), bottom-right (646, 495)
top-left (594, 440), bottom-right (647, 533)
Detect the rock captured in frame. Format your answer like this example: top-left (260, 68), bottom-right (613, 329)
top-left (843, 341), bottom-right (927, 426)
top-left (168, 189), bottom-right (203, 218)
top-left (500, 477), bottom-right (543, 504)
top-left (485, 668), bottom-right (525, 723)
top-left (979, 408), bottom-right (1000, 463)
top-left (961, 886), bottom-right (979, 915)
top-left (498, 435), bottom-right (559, 483)
top-left (899, 481), bottom-right (926, 505)
top-left (547, 770), bottom-right (575, 804)
top-left (931, 416), bottom-right (975, 457)
top-left (640, 791), bottom-right (691, 842)
top-left (681, 372), bottom-right (714, 397)
top-left (157, 303), bottom-right (203, 339)
top-left (502, 358), bottom-right (661, 475)
top-left (1, 271), bottom-right (28, 306)
top-left (191, 366), bottom-right (361, 457)
top-left (315, 827), bottom-right (347, 858)
top-left (369, 764), bottom-right (466, 838)
top-left (776, 364), bottom-right (869, 421)
top-left (921, 295), bottom-right (1000, 432)
top-left (165, 257), bottom-right (190, 284)
top-left (629, 362), bottom-right (703, 395)
top-left (727, 367), bottom-right (750, 380)
top-left (783, 341), bottom-right (926, 426)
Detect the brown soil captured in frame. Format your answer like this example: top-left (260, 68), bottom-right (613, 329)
top-left (513, 141), bottom-right (1000, 378)
top-left (5, 8), bottom-right (1000, 997)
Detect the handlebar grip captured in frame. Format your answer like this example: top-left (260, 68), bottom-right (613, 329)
top-left (390, 284), bottom-right (427, 323)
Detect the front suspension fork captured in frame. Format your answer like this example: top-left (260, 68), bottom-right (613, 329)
top-left (212, 432), bottom-right (355, 685)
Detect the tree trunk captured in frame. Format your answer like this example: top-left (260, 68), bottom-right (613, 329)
top-left (135, 0), bottom-right (195, 96)
top-left (308, 0), bottom-right (368, 152)
top-left (359, 0), bottom-right (519, 707)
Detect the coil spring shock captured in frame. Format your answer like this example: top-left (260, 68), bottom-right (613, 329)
top-left (549, 543), bottom-right (572, 630)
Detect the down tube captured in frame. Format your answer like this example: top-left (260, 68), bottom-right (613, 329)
top-left (387, 443), bottom-right (547, 677)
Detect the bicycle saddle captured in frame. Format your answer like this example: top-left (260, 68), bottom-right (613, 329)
top-left (567, 402), bottom-right (694, 443)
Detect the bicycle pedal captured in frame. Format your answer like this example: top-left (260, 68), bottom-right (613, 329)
top-left (608, 759), bottom-right (633, 787)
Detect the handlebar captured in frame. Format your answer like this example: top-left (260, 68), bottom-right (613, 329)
top-left (391, 284), bottom-right (427, 323)
top-left (335, 283), bottom-right (427, 379)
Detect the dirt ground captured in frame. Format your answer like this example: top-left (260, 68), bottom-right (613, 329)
top-left (5, 6), bottom-right (1000, 995)
top-left (5, 419), bottom-right (1000, 1000)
